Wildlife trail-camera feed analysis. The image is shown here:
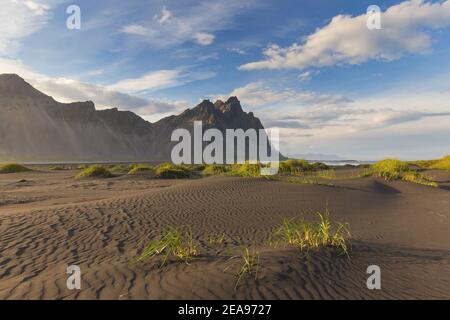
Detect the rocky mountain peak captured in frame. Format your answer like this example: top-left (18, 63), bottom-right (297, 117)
top-left (0, 74), bottom-right (273, 161)
top-left (0, 74), bottom-right (51, 101)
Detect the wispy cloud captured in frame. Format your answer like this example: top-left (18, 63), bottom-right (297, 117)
top-left (240, 0), bottom-right (450, 70)
top-left (218, 81), bottom-right (450, 133)
top-left (218, 82), bottom-right (351, 108)
top-left (0, 0), bottom-right (66, 55)
top-left (193, 32), bottom-right (215, 46)
top-left (0, 58), bottom-right (179, 114)
top-left (107, 68), bottom-right (216, 94)
top-left (228, 48), bottom-right (247, 55)
top-left (120, 0), bottom-right (260, 47)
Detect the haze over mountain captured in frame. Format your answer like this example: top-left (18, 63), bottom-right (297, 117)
top-left (0, 74), bottom-right (270, 163)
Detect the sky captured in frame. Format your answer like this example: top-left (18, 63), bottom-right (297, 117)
top-left (1, 0), bottom-right (450, 160)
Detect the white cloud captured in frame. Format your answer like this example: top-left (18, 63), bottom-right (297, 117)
top-left (107, 68), bottom-right (216, 94)
top-left (0, 58), bottom-right (178, 114)
top-left (229, 48), bottom-right (247, 55)
top-left (154, 6), bottom-right (172, 24)
top-left (0, 0), bottom-right (65, 55)
top-left (218, 82), bottom-right (351, 108)
top-left (193, 32), bottom-right (215, 46)
top-left (298, 71), bottom-right (312, 82)
top-left (219, 81), bottom-right (450, 159)
top-left (119, 24), bottom-right (152, 37)
top-left (240, 0), bottom-right (450, 70)
top-left (218, 81), bottom-right (450, 131)
top-left (120, 0), bottom-right (260, 47)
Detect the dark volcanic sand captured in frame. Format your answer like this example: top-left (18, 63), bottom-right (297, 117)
top-left (0, 168), bottom-right (449, 299)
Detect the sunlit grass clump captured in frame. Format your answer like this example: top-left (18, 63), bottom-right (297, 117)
top-left (409, 155), bottom-right (450, 171)
top-left (270, 206), bottom-right (351, 255)
top-left (230, 163), bottom-right (261, 177)
top-left (370, 159), bottom-right (410, 180)
top-left (154, 163), bottom-right (192, 179)
top-left (202, 164), bottom-right (231, 176)
top-left (430, 155), bottom-right (450, 171)
top-left (75, 165), bottom-right (113, 179)
top-left (137, 226), bottom-right (198, 267)
top-left (279, 159), bottom-right (329, 175)
top-left (127, 164), bottom-right (153, 175)
top-left (226, 247), bottom-right (260, 290)
top-left (108, 164), bottom-right (127, 172)
top-left (49, 165), bottom-right (68, 171)
top-left (368, 159), bottom-right (437, 187)
top-left (0, 163), bottom-right (32, 174)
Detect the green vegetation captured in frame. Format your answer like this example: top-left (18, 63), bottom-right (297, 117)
top-left (0, 163), bottom-right (32, 174)
top-left (202, 164), bottom-right (231, 176)
top-left (409, 155), bottom-right (450, 171)
top-left (270, 206), bottom-right (351, 255)
top-left (154, 163), bottom-right (193, 179)
top-left (279, 159), bottom-right (329, 175)
top-left (75, 165), bottom-right (113, 178)
top-left (371, 159), bottom-right (410, 180)
top-left (49, 165), bottom-right (68, 171)
top-left (206, 233), bottom-right (227, 246)
top-left (137, 226), bottom-right (198, 267)
top-left (230, 163), bottom-right (261, 177)
top-left (431, 155), bottom-right (450, 170)
top-left (77, 164), bottom-right (88, 170)
top-left (367, 159), bottom-right (437, 187)
top-left (316, 169), bottom-right (336, 180)
top-left (108, 164), bottom-right (127, 172)
top-left (285, 176), bottom-right (334, 186)
top-left (184, 164), bottom-right (206, 171)
top-left (226, 247), bottom-right (260, 290)
top-left (128, 164), bottom-right (153, 175)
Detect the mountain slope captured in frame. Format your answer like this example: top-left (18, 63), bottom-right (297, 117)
top-left (0, 74), bottom-right (272, 162)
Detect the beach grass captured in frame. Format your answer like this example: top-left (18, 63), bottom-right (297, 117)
top-left (154, 163), bottom-right (192, 179)
top-left (368, 159), bottom-right (437, 187)
top-left (206, 232), bottom-right (228, 246)
top-left (75, 165), bottom-right (113, 178)
top-left (429, 155), bottom-right (450, 171)
top-left (202, 164), bottom-right (231, 176)
top-left (49, 165), bottom-right (68, 171)
top-left (137, 226), bottom-right (198, 267)
top-left (409, 155), bottom-right (450, 171)
top-left (0, 163), bottom-right (32, 174)
top-left (226, 247), bottom-right (260, 290)
top-left (270, 206), bottom-right (351, 255)
top-left (230, 163), bottom-right (262, 177)
top-left (127, 164), bottom-right (153, 175)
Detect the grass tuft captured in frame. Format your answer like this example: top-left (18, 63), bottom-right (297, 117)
top-left (230, 163), bottom-right (261, 177)
top-left (154, 163), bottom-right (192, 179)
top-left (270, 205), bottom-right (351, 255)
top-left (202, 164), bottom-right (231, 176)
top-left (206, 232), bottom-right (228, 246)
top-left (368, 159), bottom-right (437, 187)
top-left (226, 247), bottom-right (260, 290)
top-left (75, 165), bottom-right (113, 179)
top-left (137, 226), bottom-right (198, 267)
top-left (127, 164), bottom-right (153, 175)
top-left (430, 155), bottom-right (450, 171)
top-left (49, 165), bottom-right (68, 171)
top-left (0, 163), bottom-right (32, 174)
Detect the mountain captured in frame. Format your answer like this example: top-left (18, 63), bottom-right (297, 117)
top-left (0, 74), bottom-right (273, 162)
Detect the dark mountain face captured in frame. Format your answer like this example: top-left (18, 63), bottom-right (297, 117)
top-left (0, 74), bottom-right (273, 163)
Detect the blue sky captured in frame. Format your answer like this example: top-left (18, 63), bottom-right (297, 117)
top-left (1, 0), bottom-right (450, 159)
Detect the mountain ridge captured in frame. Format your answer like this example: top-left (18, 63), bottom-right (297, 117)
top-left (0, 74), bottom-right (273, 162)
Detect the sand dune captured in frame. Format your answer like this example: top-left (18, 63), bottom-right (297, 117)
top-left (0, 170), bottom-right (449, 299)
